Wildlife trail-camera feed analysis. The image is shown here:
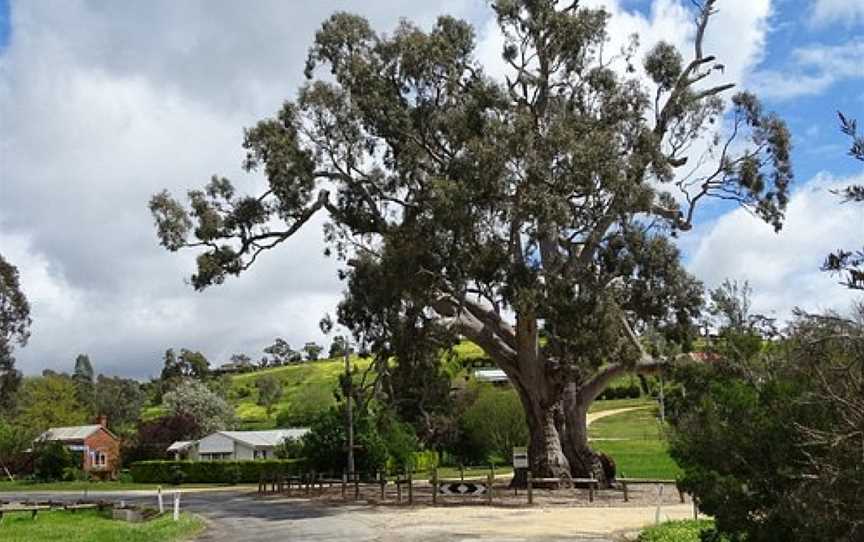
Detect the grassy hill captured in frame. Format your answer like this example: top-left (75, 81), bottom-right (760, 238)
top-left (228, 356), bottom-right (373, 429)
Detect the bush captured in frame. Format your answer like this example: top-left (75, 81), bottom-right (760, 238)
top-left (32, 440), bottom-right (80, 482)
top-left (638, 520), bottom-right (722, 542)
top-left (301, 407), bottom-right (388, 474)
top-left (458, 385), bottom-right (528, 464)
top-left (130, 459), bottom-right (304, 484)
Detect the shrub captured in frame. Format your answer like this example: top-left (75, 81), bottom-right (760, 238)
top-left (638, 520), bottom-right (722, 542)
top-left (459, 385), bottom-right (528, 464)
top-left (130, 459), bottom-right (304, 484)
top-left (32, 440), bottom-right (80, 482)
top-left (301, 407), bottom-right (388, 474)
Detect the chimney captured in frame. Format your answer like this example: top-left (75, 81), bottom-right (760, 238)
top-left (97, 415), bottom-right (107, 428)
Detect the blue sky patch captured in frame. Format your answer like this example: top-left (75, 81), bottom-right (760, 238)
top-left (0, 0), bottom-right (9, 51)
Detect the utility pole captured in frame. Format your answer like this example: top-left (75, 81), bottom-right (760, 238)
top-left (344, 343), bottom-right (355, 475)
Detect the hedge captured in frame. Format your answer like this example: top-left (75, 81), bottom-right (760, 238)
top-left (130, 459), bottom-right (305, 484)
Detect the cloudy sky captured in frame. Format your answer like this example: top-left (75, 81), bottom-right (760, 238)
top-left (1, 0), bottom-right (862, 378)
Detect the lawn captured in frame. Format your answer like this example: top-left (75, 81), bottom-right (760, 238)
top-left (0, 509), bottom-right (203, 542)
top-left (0, 481), bottom-right (232, 492)
top-left (588, 397), bottom-right (655, 413)
top-left (589, 407), bottom-right (681, 480)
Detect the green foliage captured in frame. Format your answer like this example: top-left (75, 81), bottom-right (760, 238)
top-left (94, 375), bottom-right (146, 435)
top-left (459, 385), bottom-right (528, 464)
top-left (301, 407), bottom-right (388, 474)
top-left (255, 374), bottom-right (284, 417)
top-left (72, 354), bottom-right (95, 414)
top-left (16, 375), bottom-right (88, 431)
top-left (0, 253), bottom-right (30, 415)
top-left (638, 520), bottom-right (722, 542)
top-left (273, 437), bottom-right (304, 460)
top-left (32, 440), bottom-right (81, 482)
top-left (129, 459), bottom-right (304, 484)
top-left (274, 384), bottom-right (333, 428)
top-left (0, 419), bottom-right (32, 475)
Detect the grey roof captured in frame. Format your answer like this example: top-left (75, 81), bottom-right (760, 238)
top-left (167, 440), bottom-right (195, 452)
top-left (37, 425), bottom-right (102, 442)
top-left (474, 368), bottom-right (508, 383)
top-left (219, 428), bottom-right (310, 448)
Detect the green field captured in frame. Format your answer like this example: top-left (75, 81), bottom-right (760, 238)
top-left (590, 407), bottom-right (680, 479)
top-left (0, 509), bottom-right (203, 542)
top-left (228, 356), bottom-right (372, 429)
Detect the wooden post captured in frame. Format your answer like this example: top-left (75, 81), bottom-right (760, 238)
top-left (379, 472), bottom-right (385, 500)
top-left (527, 471), bottom-right (533, 505)
top-left (407, 472), bottom-right (413, 505)
top-left (354, 472), bottom-right (360, 501)
top-left (341, 472), bottom-right (347, 499)
top-left (157, 486), bottom-right (164, 514)
top-left (486, 473), bottom-right (493, 505)
top-left (693, 496), bottom-right (698, 520)
top-left (432, 469), bottom-right (438, 505)
top-left (172, 492), bottom-right (180, 521)
top-left (459, 465), bottom-right (464, 481)
top-left (623, 480), bottom-right (629, 502)
top-left (396, 475), bottom-right (402, 504)
top-left (588, 472), bottom-right (595, 503)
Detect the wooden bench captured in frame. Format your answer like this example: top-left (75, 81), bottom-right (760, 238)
top-left (526, 475), bottom-right (599, 503)
top-left (0, 505), bottom-right (51, 521)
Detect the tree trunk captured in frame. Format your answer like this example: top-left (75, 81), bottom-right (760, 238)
top-left (562, 383), bottom-right (609, 486)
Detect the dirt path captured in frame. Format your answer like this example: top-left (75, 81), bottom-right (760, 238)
top-left (586, 406), bottom-right (651, 427)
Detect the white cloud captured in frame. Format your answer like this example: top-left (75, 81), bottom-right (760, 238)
top-left (811, 0), bottom-right (864, 27)
top-left (749, 39), bottom-right (864, 100)
top-left (686, 173), bottom-right (864, 320)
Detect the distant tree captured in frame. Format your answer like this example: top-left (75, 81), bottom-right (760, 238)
top-left (163, 379), bottom-right (234, 435)
top-left (255, 375), bottom-right (284, 417)
top-left (160, 348), bottom-right (210, 383)
top-left (93, 375), bottom-right (146, 434)
top-left (822, 112), bottom-right (864, 290)
top-left (0, 419), bottom-right (32, 479)
top-left (0, 253), bottom-right (31, 415)
top-left (150, 0), bottom-right (791, 481)
top-left (72, 354), bottom-right (95, 414)
top-left (206, 374), bottom-right (233, 399)
top-left (328, 336), bottom-right (349, 359)
top-left (229, 352), bottom-right (252, 368)
top-left (302, 342), bottom-right (323, 362)
top-left (263, 337), bottom-right (297, 366)
top-left (16, 375), bottom-right (88, 431)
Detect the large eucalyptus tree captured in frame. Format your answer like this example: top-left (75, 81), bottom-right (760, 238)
top-left (151, 0), bottom-right (791, 481)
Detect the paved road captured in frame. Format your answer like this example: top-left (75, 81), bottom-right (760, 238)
top-left (0, 489), bottom-right (691, 541)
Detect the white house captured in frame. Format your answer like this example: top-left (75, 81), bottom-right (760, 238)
top-left (168, 428), bottom-right (309, 461)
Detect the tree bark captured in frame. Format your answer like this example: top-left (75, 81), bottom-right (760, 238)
top-left (562, 383), bottom-right (607, 486)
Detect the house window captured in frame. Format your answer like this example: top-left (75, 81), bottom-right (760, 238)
top-left (90, 451), bottom-right (107, 467)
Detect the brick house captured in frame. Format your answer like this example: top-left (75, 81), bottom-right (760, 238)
top-left (36, 416), bottom-right (121, 479)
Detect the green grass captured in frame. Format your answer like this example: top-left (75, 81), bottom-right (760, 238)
top-left (0, 481), bottom-right (231, 492)
top-left (228, 356), bottom-right (372, 429)
top-left (590, 407), bottom-right (681, 480)
top-left (588, 397), bottom-right (654, 413)
top-left (638, 520), bottom-right (719, 542)
top-left (0, 509), bottom-right (203, 542)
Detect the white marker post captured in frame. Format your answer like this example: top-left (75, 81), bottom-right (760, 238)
top-left (157, 486), bottom-right (164, 514)
top-left (654, 484), bottom-right (665, 525)
top-left (173, 491), bottom-right (180, 521)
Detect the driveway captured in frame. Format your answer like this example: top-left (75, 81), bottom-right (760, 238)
top-left (0, 488), bottom-right (694, 541)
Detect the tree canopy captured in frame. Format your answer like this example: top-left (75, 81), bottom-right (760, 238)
top-left (151, 0), bottom-right (791, 479)
top-left (0, 253), bottom-right (31, 414)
